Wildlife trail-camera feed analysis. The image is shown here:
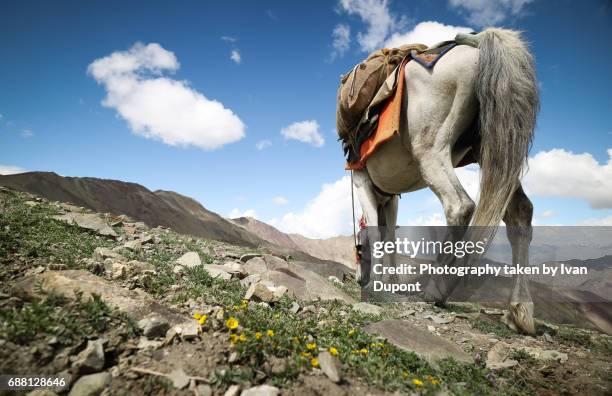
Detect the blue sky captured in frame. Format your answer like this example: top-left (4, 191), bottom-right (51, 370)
top-left (1, 0), bottom-right (611, 238)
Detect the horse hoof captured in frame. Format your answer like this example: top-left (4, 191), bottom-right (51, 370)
top-left (508, 302), bottom-right (535, 334)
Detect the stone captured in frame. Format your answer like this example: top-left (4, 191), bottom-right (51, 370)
top-left (240, 274), bottom-right (261, 288)
top-left (317, 351), bottom-right (342, 383)
top-left (93, 247), bottom-right (124, 262)
top-left (427, 325), bottom-right (436, 332)
top-left (136, 338), bottom-right (163, 350)
top-left (222, 261), bottom-right (245, 275)
top-left (14, 270), bottom-right (188, 325)
top-left (123, 240), bottom-right (142, 252)
top-left (228, 351), bottom-right (238, 363)
top-left (240, 253), bottom-right (262, 262)
top-left (67, 372), bottom-right (111, 396)
top-left (53, 212), bottom-right (117, 238)
top-left (352, 302), bottom-right (383, 315)
top-left (289, 302), bottom-right (300, 314)
top-left (26, 390), bottom-right (58, 396)
top-left (104, 262), bottom-right (127, 280)
top-left (140, 234), bottom-right (154, 244)
top-left (224, 384), bottom-right (240, 396)
top-left (259, 264), bottom-right (355, 303)
top-left (168, 368), bottom-right (190, 390)
top-left (72, 339), bottom-right (105, 374)
top-left (196, 384), bottom-right (213, 396)
top-left (203, 265), bottom-right (232, 280)
top-left (243, 257), bottom-right (268, 275)
top-left (363, 320), bottom-right (471, 365)
top-left (328, 275), bottom-right (341, 283)
top-left (244, 283), bottom-right (286, 303)
top-left (175, 322), bottom-right (200, 340)
top-left (486, 342), bottom-right (518, 370)
top-left (543, 332), bottom-right (554, 343)
top-left (240, 385), bottom-right (280, 396)
top-left (176, 252), bottom-right (201, 268)
top-left (245, 283), bottom-right (274, 301)
top-left (126, 260), bottom-right (155, 275)
top-left (137, 316), bottom-right (170, 339)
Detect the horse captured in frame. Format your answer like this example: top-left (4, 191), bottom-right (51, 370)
top-left (349, 28), bottom-right (539, 334)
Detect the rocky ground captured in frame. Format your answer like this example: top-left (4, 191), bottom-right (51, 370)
top-left (0, 187), bottom-right (610, 395)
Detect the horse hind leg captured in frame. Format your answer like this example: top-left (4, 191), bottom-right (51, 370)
top-left (501, 184), bottom-right (536, 334)
top-left (352, 169), bottom-right (382, 287)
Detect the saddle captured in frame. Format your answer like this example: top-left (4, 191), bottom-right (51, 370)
top-left (338, 40), bottom-right (461, 169)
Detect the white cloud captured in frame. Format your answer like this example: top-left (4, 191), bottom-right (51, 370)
top-left (88, 42), bottom-right (245, 150)
top-left (448, 0), bottom-right (534, 27)
top-left (385, 21), bottom-right (473, 48)
top-left (21, 129), bottom-right (34, 138)
top-left (578, 216), bottom-right (612, 226)
top-left (538, 210), bottom-right (556, 219)
top-left (523, 148), bottom-right (612, 209)
top-left (455, 163), bottom-right (481, 201)
top-left (274, 176), bottom-right (360, 238)
top-left (338, 0), bottom-right (395, 52)
top-left (273, 196), bottom-right (289, 206)
top-left (229, 208), bottom-right (258, 219)
top-left (331, 24), bottom-right (351, 58)
top-left (281, 120), bottom-right (324, 147)
top-left (230, 50), bottom-right (242, 64)
top-left (407, 213), bottom-right (446, 226)
top-left (255, 140), bottom-right (272, 150)
top-left (221, 36), bottom-right (237, 43)
top-left (0, 164), bottom-right (27, 175)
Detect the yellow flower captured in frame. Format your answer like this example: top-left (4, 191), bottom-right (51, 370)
top-left (241, 300), bottom-right (249, 309)
top-left (310, 358), bottom-right (319, 367)
top-left (229, 334), bottom-right (238, 344)
top-left (193, 312), bottom-right (202, 320)
top-left (412, 379), bottom-right (423, 387)
top-left (239, 333), bottom-right (247, 342)
top-left (198, 314), bottom-right (208, 325)
top-left (266, 329), bottom-right (275, 337)
top-left (255, 332), bottom-right (263, 340)
top-left (300, 351), bottom-right (311, 357)
top-left (306, 343), bottom-right (316, 350)
top-left (226, 317), bottom-right (239, 330)
top-left (359, 348), bottom-right (368, 355)
top-left (329, 347), bottom-right (338, 356)
top-left (348, 329), bottom-right (355, 336)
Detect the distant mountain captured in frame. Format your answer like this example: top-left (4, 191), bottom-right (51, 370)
top-left (232, 216), bottom-right (355, 268)
top-left (0, 172), bottom-right (353, 277)
top-left (0, 172), bottom-right (266, 247)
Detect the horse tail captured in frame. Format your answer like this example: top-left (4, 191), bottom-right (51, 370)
top-left (471, 28), bottom-right (539, 227)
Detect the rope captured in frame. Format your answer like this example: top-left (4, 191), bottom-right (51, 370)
top-left (350, 170), bottom-right (358, 253)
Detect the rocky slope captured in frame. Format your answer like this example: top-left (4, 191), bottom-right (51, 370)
top-left (232, 217), bottom-right (355, 268)
top-left (0, 172), bottom-right (352, 275)
top-left (1, 187), bottom-right (611, 395)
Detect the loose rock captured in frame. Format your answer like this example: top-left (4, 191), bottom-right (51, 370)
top-left (168, 368), bottom-right (190, 390)
top-left (137, 316), bottom-right (170, 339)
top-left (72, 340), bottom-right (105, 374)
top-left (67, 372), bottom-right (111, 396)
top-left (240, 253), bottom-right (262, 262)
top-left (240, 385), bottom-right (280, 396)
top-left (176, 252), bottom-right (201, 268)
top-left (318, 351), bottom-right (342, 383)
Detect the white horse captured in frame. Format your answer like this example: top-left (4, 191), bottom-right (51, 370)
top-left (350, 28), bottom-right (539, 334)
